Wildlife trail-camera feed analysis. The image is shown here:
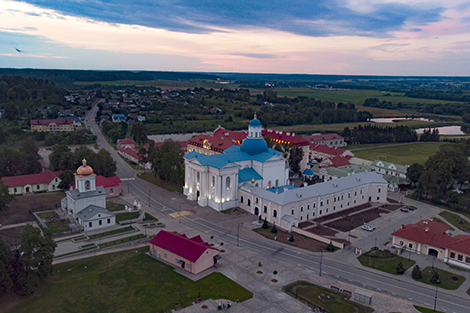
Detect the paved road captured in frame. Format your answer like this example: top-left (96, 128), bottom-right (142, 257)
top-left (84, 105), bottom-right (470, 312)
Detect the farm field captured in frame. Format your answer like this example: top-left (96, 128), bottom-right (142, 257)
top-left (4, 247), bottom-right (253, 313)
top-left (351, 142), bottom-right (445, 165)
top-left (74, 79), bottom-right (224, 89)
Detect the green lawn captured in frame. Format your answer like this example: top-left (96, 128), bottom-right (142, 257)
top-left (137, 172), bottom-right (183, 193)
top-left (467, 287), bottom-right (470, 297)
top-left (87, 226), bottom-right (135, 240)
top-left (284, 281), bottom-right (373, 313)
top-left (352, 142), bottom-right (444, 165)
top-left (432, 217), bottom-right (455, 231)
top-left (357, 250), bottom-right (415, 275)
top-left (98, 234), bottom-right (146, 249)
top-left (106, 202), bottom-right (126, 212)
top-left (36, 211), bottom-right (58, 219)
top-left (439, 211), bottom-right (470, 232)
top-left (10, 247), bottom-right (252, 313)
top-left (143, 213), bottom-right (158, 221)
top-left (413, 267), bottom-right (465, 290)
top-left (45, 220), bottom-right (70, 233)
top-left (414, 305), bottom-right (445, 313)
top-left (115, 212), bottom-right (141, 223)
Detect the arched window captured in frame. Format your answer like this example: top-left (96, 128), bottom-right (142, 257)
top-left (273, 210), bottom-right (277, 218)
top-left (240, 196), bottom-right (244, 203)
top-left (226, 177), bottom-right (231, 190)
top-left (275, 179), bottom-right (279, 187)
top-left (268, 181), bottom-right (271, 188)
top-left (247, 199), bottom-right (251, 206)
top-left (264, 206), bottom-right (267, 213)
top-left (212, 176), bottom-right (215, 188)
top-left (85, 180), bottom-right (90, 190)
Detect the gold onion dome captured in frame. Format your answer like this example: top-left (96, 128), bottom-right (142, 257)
top-left (76, 158), bottom-right (94, 176)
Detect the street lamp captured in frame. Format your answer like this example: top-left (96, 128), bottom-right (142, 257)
top-left (319, 249), bottom-right (323, 276)
top-left (432, 257), bottom-right (435, 270)
top-left (237, 223), bottom-right (243, 247)
top-left (434, 286), bottom-right (438, 311)
top-left (374, 237), bottom-right (377, 249)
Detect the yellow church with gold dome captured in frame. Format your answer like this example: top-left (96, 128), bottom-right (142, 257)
top-left (61, 159), bottom-right (116, 231)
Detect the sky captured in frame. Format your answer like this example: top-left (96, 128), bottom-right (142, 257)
top-left (0, 0), bottom-right (470, 75)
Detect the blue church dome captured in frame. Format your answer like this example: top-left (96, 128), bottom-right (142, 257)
top-left (249, 118), bottom-right (262, 127)
top-left (240, 138), bottom-right (268, 155)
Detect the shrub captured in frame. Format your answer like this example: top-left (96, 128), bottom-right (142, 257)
top-left (326, 241), bottom-right (335, 252)
top-left (395, 262), bottom-right (405, 274)
top-left (431, 270), bottom-right (441, 284)
top-left (262, 219), bottom-right (269, 229)
top-left (412, 265), bottom-right (422, 279)
top-left (258, 262), bottom-right (262, 267)
top-left (273, 270), bottom-right (278, 275)
top-left (271, 225), bottom-right (277, 233)
top-left (288, 234), bottom-right (295, 242)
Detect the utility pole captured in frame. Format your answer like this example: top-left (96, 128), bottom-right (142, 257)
top-left (434, 286), bottom-right (438, 311)
top-left (319, 249), bottom-right (323, 276)
top-left (148, 189), bottom-right (151, 208)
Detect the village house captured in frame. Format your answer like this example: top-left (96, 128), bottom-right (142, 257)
top-left (303, 133), bottom-right (346, 148)
top-left (1, 169), bottom-right (62, 195)
top-left (30, 118), bottom-right (75, 132)
top-left (149, 230), bottom-right (220, 274)
top-left (309, 144), bottom-right (354, 161)
top-left (372, 160), bottom-right (408, 178)
top-left (117, 138), bottom-right (138, 150)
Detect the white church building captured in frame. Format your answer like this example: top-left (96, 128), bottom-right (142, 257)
top-left (61, 159), bottom-right (116, 231)
top-left (184, 116), bottom-right (389, 229)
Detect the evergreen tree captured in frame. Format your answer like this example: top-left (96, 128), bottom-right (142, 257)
top-left (412, 265), bottom-right (422, 279)
top-left (395, 261), bottom-right (405, 274)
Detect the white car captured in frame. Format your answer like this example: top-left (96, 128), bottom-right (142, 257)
top-left (361, 225), bottom-right (376, 232)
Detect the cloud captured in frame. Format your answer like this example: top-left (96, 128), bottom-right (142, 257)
top-left (229, 53), bottom-right (278, 59)
top-left (14, 0), bottom-right (444, 37)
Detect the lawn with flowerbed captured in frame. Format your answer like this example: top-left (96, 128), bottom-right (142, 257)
top-left (412, 266), bottom-right (465, 290)
top-left (357, 249), bottom-right (415, 275)
top-left (284, 281), bottom-right (373, 313)
top-left (6, 247), bottom-right (252, 313)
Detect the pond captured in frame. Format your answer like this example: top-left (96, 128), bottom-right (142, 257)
top-left (370, 117), bottom-right (434, 123)
top-left (416, 126), bottom-right (466, 135)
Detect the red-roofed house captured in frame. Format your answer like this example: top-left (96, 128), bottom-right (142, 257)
top-left (149, 230), bottom-right (220, 274)
top-left (310, 144), bottom-right (353, 161)
top-left (1, 169), bottom-right (62, 195)
top-left (72, 175), bottom-right (122, 198)
top-left (117, 138), bottom-right (137, 150)
top-left (30, 118), bottom-right (74, 132)
top-left (320, 155), bottom-right (353, 168)
top-left (303, 133), bottom-right (346, 148)
top-left (118, 147), bottom-right (152, 169)
top-left (391, 219), bottom-right (470, 269)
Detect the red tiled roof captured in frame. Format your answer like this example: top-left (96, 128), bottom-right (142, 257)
top-left (446, 235), bottom-right (470, 255)
top-left (117, 139), bottom-right (136, 145)
top-left (262, 129), bottom-right (309, 147)
top-left (329, 156), bottom-right (352, 167)
top-left (1, 169), bottom-right (61, 187)
top-left (310, 144), bottom-right (345, 157)
top-left (188, 127), bottom-right (245, 153)
top-left (30, 118), bottom-right (74, 126)
top-left (120, 147), bottom-right (139, 159)
top-left (149, 230), bottom-right (217, 262)
top-left (303, 133), bottom-right (344, 142)
top-left (392, 219), bottom-right (454, 249)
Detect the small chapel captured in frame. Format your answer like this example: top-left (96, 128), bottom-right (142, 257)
top-left (61, 159), bottom-right (116, 231)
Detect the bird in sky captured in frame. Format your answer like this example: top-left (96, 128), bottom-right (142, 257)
top-left (15, 48), bottom-right (21, 53)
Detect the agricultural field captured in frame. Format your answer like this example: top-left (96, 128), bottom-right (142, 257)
top-left (351, 142), bottom-right (445, 165)
top-left (74, 79), bottom-right (225, 89)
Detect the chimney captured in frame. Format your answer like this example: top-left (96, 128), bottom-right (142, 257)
top-left (425, 228), bottom-right (429, 232)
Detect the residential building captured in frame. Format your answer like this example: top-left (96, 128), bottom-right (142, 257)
top-left (149, 230), bottom-right (220, 274)
top-left (310, 144), bottom-right (354, 160)
top-left (303, 133), bottom-right (346, 148)
top-left (372, 160), bottom-right (408, 178)
top-left (311, 165), bottom-right (371, 181)
top-left (117, 138), bottom-right (137, 150)
top-left (30, 118), bottom-right (75, 132)
top-left (1, 169), bottom-right (62, 195)
top-left (112, 114), bottom-right (126, 123)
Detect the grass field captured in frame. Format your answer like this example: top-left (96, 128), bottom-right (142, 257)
top-left (351, 142), bottom-right (444, 165)
top-left (284, 281), bottom-right (373, 313)
top-left (357, 250), bottom-right (415, 275)
top-left (413, 266), bottom-right (465, 290)
top-left (115, 212), bottom-right (141, 223)
top-left (439, 211), bottom-right (470, 232)
top-left (106, 202), bottom-right (126, 212)
top-left (45, 220), bottom-right (70, 233)
top-left (414, 305), bottom-right (444, 313)
top-left (98, 234), bottom-right (146, 249)
top-left (8, 247), bottom-right (252, 313)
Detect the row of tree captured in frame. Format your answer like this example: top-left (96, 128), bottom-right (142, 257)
top-left (0, 226), bottom-right (56, 296)
top-left (0, 137), bottom-right (42, 178)
top-left (342, 125), bottom-right (418, 144)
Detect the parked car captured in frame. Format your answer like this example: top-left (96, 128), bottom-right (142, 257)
top-left (361, 225), bottom-right (376, 232)
top-left (406, 206), bottom-right (415, 211)
top-left (400, 208), bottom-right (409, 212)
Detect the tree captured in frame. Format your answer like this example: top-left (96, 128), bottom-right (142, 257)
top-left (131, 124), bottom-right (148, 145)
top-left (93, 149), bottom-right (117, 177)
top-left (412, 265), bottom-right (422, 279)
top-left (0, 238), bottom-right (13, 294)
top-left (289, 147), bottom-right (304, 173)
top-left (406, 163), bottom-right (424, 186)
top-left (138, 146), bottom-right (149, 171)
top-left (262, 218), bottom-right (269, 229)
top-left (151, 140), bottom-right (183, 184)
top-left (395, 261), bottom-right (405, 274)
top-left (49, 144), bottom-right (71, 171)
top-left (0, 181), bottom-right (14, 214)
top-left (430, 270), bottom-right (440, 284)
top-left (58, 170), bottom-right (74, 190)
top-left (288, 234), bottom-right (295, 242)
top-left (326, 241), bottom-right (335, 252)
top-left (270, 225), bottom-right (277, 233)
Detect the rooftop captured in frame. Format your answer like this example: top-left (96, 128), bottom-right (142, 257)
top-left (1, 169), bottom-right (61, 187)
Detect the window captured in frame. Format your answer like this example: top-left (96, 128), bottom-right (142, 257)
top-left (275, 179), bottom-right (279, 187)
top-left (212, 176), bottom-right (215, 188)
top-left (307, 214), bottom-right (309, 219)
top-left (327, 199), bottom-right (329, 204)
top-left (408, 243), bottom-right (413, 249)
top-left (186, 263), bottom-right (190, 270)
top-left (99, 220), bottom-right (102, 226)
top-left (197, 172), bottom-right (200, 184)
top-left (307, 204), bottom-right (310, 210)
top-left (333, 206), bottom-right (335, 211)
top-left (319, 210), bottom-right (322, 215)
top-left (300, 216), bottom-right (303, 221)
top-left (107, 218), bottom-right (111, 224)
top-left (52, 185), bottom-right (56, 190)
top-left (110, 188), bottom-right (114, 195)
top-left (320, 200), bottom-right (323, 207)
top-left (466, 257), bottom-right (470, 263)
top-left (175, 258), bottom-right (179, 263)
top-left (89, 222), bottom-right (92, 227)
top-left (377, 197), bottom-right (380, 201)
top-left (247, 199), bottom-right (251, 206)
top-left (226, 177), bottom-right (231, 190)
top-left (256, 198), bottom-right (259, 204)
top-left (85, 180), bottom-right (90, 190)
top-left (291, 208), bottom-right (295, 215)
top-left (164, 253), bottom-right (167, 259)
top-left (264, 206), bottom-right (267, 213)
top-left (55, 178), bottom-right (58, 182)
top-left (348, 192), bottom-right (350, 198)
top-left (37, 185), bottom-right (40, 190)
top-left (334, 197), bottom-right (336, 202)
top-left (354, 190), bottom-right (357, 196)
top-left (341, 195), bottom-right (344, 200)
top-left (354, 200), bottom-right (356, 204)
top-left (313, 212), bottom-right (315, 217)
top-left (326, 209), bottom-right (328, 213)
top-left (14, 188), bottom-right (17, 192)
top-left (360, 189), bottom-right (363, 194)
top-left (450, 252), bottom-right (456, 259)
top-left (268, 181), bottom-right (271, 188)
top-left (273, 210), bottom-right (277, 218)
top-left (458, 254), bottom-right (463, 261)
top-left (313, 203), bottom-right (316, 208)
top-left (378, 187), bottom-right (382, 193)
top-left (399, 240), bottom-right (404, 246)
top-left (157, 252), bottom-right (160, 259)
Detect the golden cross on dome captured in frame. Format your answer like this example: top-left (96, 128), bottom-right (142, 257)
top-left (82, 158), bottom-right (87, 165)
top-left (254, 112), bottom-right (257, 119)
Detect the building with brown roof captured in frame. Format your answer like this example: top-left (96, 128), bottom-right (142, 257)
top-left (303, 133), bottom-right (346, 148)
top-left (30, 118), bottom-right (75, 132)
top-left (1, 169), bottom-right (62, 195)
top-left (149, 230), bottom-right (220, 274)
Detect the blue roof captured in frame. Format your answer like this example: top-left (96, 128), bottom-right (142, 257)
top-left (240, 137), bottom-right (268, 155)
top-left (238, 168), bottom-right (263, 183)
top-left (249, 118), bottom-right (262, 127)
top-left (266, 185), bottom-right (297, 194)
top-left (303, 168), bottom-right (314, 176)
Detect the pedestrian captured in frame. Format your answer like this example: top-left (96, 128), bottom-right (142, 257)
top-left (228, 302), bottom-right (231, 308)
top-left (236, 299), bottom-right (239, 303)
top-left (223, 303), bottom-right (226, 309)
